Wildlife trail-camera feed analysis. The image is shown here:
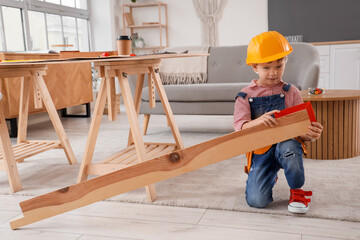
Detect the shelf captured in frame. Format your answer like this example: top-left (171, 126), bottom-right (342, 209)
top-left (0, 140), bottom-right (61, 164)
top-left (122, 1), bottom-right (168, 51)
top-left (127, 24), bottom-right (167, 29)
top-left (86, 143), bottom-right (177, 176)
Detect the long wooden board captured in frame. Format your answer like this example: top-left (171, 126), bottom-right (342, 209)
top-left (10, 109), bottom-right (311, 230)
top-left (0, 53), bottom-right (209, 66)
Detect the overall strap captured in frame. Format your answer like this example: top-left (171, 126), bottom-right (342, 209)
top-left (235, 92), bottom-right (247, 99)
top-left (282, 83), bottom-right (292, 92)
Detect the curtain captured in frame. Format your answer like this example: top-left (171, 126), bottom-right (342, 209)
top-left (193, 0), bottom-right (227, 46)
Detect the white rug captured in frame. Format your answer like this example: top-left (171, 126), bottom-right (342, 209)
top-left (1, 114), bottom-right (359, 222)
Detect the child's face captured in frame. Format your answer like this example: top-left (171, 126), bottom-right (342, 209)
top-left (252, 58), bottom-right (286, 87)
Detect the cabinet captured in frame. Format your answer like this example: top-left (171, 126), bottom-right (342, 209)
top-left (122, 1), bottom-right (168, 50)
top-left (0, 52), bottom-right (95, 119)
top-left (314, 42), bottom-right (360, 90)
top-left (315, 45), bottom-right (330, 89)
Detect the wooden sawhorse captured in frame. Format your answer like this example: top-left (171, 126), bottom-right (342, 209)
top-left (0, 64), bottom-right (77, 193)
top-left (77, 59), bottom-right (184, 201)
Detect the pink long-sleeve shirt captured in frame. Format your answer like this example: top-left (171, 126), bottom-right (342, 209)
top-left (233, 80), bottom-right (303, 131)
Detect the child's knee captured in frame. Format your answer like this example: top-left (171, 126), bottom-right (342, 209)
top-left (246, 185), bottom-right (273, 208)
top-left (277, 139), bottom-right (303, 161)
top-left (246, 193), bottom-right (271, 208)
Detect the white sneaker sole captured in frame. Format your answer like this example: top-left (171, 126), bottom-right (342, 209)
top-left (288, 204), bottom-right (309, 214)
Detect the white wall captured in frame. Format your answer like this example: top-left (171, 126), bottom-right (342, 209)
top-left (89, 0), bottom-right (118, 51)
top-left (218, 0), bottom-right (268, 46)
top-left (90, 0), bottom-right (268, 51)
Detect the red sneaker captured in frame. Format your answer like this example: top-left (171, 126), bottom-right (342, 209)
top-left (288, 189), bottom-right (312, 213)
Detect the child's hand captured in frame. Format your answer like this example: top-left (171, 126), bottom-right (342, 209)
top-left (241, 110), bottom-right (280, 130)
top-left (301, 122), bottom-right (323, 141)
top-left (256, 110), bottom-right (280, 127)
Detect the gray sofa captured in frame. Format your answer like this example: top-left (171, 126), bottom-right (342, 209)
top-left (130, 42), bottom-right (319, 132)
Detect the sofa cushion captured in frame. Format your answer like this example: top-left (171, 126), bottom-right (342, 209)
top-left (141, 83), bottom-right (249, 102)
top-left (207, 46), bottom-right (258, 84)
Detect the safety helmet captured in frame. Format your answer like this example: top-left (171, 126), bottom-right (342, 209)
top-left (246, 31), bottom-right (293, 65)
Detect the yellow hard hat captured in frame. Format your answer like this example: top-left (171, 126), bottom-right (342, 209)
top-left (246, 31), bottom-right (293, 65)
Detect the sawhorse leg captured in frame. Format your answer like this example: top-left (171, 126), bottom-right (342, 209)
top-left (77, 78), bottom-right (108, 182)
top-left (32, 71), bottom-right (77, 165)
top-left (0, 101), bottom-right (22, 192)
top-left (117, 71), bottom-right (157, 201)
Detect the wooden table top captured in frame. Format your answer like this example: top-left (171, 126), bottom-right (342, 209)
top-left (0, 53), bottom-right (209, 67)
top-left (301, 89), bottom-right (360, 101)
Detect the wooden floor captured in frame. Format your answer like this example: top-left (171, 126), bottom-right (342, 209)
top-left (0, 110), bottom-right (359, 240)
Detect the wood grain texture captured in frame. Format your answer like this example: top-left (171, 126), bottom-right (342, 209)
top-left (0, 102), bottom-right (22, 193)
top-left (302, 90), bottom-right (360, 159)
top-left (9, 109), bottom-right (310, 230)
top-left (0, 53), bottom-right (92, 119)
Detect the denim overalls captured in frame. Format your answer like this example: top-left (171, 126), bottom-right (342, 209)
top-left (236, 84), bottom-right (305, 208)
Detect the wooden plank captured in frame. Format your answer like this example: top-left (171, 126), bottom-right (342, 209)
top-left (9, 109), bottom-right (311, 230)
top-left (108, 147), bottom-right (138, 164)
top-left (143, 114), bottom-right (150, 135)
top-left (0, 54), bottom-right (208, 67)
top-left (116, 144), bottom-right (158, 166)
top-left (17, 77), bottom-right (31, 144)
top-left (33, 78), bottom-right (43, 109)
top-left (322, 101), bottom-right (328, 159)
top-left (1, 142), bottom-right (35, 156)
top-left (331, 101), bottom-right (337, 159)
top-left (339, 100), bottom-right (344, 159)
top-left (127, 74), bottom-right (145, 146)
top-left (150, 67), bottom-right (184, 149)
top-left (316, 101), bottom-right (322, 159)
top-left (305, 101), bottom-right (313, 158)
top-left (0, 142), bottom-right (26, 159)
top-left (12, 142), bottom-right (44, 160)
top-left (344, 100), bottom-right (349, 159)
top-left (355, 99), bottom-right (360, 156)
top-left (328, 101), bottom-right (338, 159)
top-left (348, 100), bottom-right (353, 157)
top-left (149, 145), bottom-right (176, 159)
top-left (27, 140), bottom-right (61, 144)
top-left (15, 142), bottom-right (60, 161)
top-left (0, 70), bottom-right (33, 78)
top-left (144, 142), bottom-right (177, 146)
top-left (33, 72), bottom-right (76, 165)
top-left (148, 72), bottom-right (156, 108)
top-left (87, 164), bottom-right (130, 176)
top-left (97, 145), bottom-right (136, 164)
top-left (117, 69), bottom-right (156, 201)
top-left (105, 77), bottom-right (117, 121)
top-left (77, 77), bottom-right (108, 182)
top-left (351, 100), bottom-right (358, 157)
top-left (357, 100), bottom-right (360, 155)
top-left (0, 103), bottom-right (22, 192)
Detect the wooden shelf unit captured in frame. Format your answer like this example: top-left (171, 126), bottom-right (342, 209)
top-left (122, 1), bottom-right (168, 50)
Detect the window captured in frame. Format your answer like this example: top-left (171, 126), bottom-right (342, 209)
top-left (45, 0), bottom-right (60, 4)
top-left (62, 0), bottom-right (75, 8)
top-left (0, 0), bottom-right (90, 52)
top-left (2, 6), bottom-right (24, 51)
top-left (28, 11), bottom-right (47, 51)
top-left (0, 10), bottom-right (4, 51)
top-left (62, 16), bottom-right (77, 49)
top-left (47, 13), bottom-right (63, 49)
top-left (77, 18), bottom-right (89, 51)
top-left (76, 0), bottom-right (87, 10)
